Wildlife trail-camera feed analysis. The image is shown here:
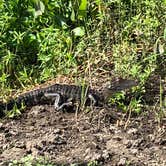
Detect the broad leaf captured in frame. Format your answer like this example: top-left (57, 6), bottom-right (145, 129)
top-left (72, 27), bottom-right (85, 37)
top-left (79, 0), bottom-right (87, 11)
top-left (78, 0), bottom-right (87, 19)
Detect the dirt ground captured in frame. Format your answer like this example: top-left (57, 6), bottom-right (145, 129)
top-left (0, 104), bottom-right (165, 166)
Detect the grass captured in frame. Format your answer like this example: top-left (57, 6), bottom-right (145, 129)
top-left (8, 155), bottom-right (54, 166)
top-left (0, 0), bottom-right (165, 115)
top-left (8, 155), bottom-right (100, 166)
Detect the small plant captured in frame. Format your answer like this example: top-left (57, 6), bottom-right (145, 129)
top-left (109, 90), bottom-right (142, 114)
top-left (6, 102), bottom-right (25, 118)
top-left (8, 155), bottom-right (53, 166)
top-left (87, 160), bottom-right (98, 166)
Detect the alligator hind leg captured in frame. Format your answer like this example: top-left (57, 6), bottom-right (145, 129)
top-left (44, 93), bottom-right (73, 111)
top-left (56, 98), bottom-right (73, 111)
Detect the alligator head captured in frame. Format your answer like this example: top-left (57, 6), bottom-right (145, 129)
top-left (101, 78), bottom-right (138, 100)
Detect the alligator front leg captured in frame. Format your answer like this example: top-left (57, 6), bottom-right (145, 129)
top-left (88, 94), bottom-right (97, 105)
top-left (44, 93), bottom-right (73, 111)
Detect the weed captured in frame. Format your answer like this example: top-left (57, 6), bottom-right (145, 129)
top-left (8, 154), bottom-right (53, 166)
top-left (87, 160), bottom-right (98, 166)
top-left (6, 102), bottom-right (25, 118)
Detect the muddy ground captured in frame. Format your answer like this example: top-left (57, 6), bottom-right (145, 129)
top-left (0, 104), bottom-right (165, 166)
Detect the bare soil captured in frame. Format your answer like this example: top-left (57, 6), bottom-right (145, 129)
top-left (0, 104), bottom-right (165, 166)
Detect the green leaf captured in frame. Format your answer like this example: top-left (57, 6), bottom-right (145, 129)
top-left (7, 104), bottom-right (22, 118)
top-left (164, 0), bottom-right (166, 5)
top-left (72, 27), bottom-right (85, 37)
top-left (78, 0), bottom-right (87, 19)
top-left (95, 0), bottom-right (101, 5)
top-left (79, 0), bottom-right (87, 11)
top-left (70, 9), bottom-right (75, 22)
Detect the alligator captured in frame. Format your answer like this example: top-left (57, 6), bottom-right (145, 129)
top-left (0, 78), bottom-right (138, 114)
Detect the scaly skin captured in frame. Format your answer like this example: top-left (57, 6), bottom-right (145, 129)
top-left (0, 79), bottom-right (138, 113)
top-left (0, 84), bottom-right (104, 111)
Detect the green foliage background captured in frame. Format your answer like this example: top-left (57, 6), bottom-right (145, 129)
top-left (0, 0), bottom-right (166, 92)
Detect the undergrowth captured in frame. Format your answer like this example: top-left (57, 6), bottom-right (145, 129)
top-left (0, 0), bottom-right (166, 113)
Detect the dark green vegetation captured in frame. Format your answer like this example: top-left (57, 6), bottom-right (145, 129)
top-left (0, 1), bottom-right (165, 87)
